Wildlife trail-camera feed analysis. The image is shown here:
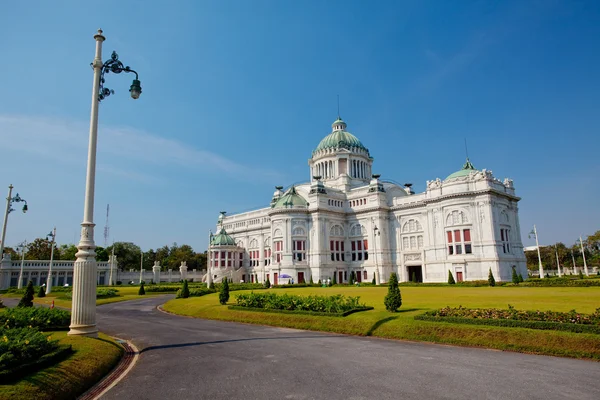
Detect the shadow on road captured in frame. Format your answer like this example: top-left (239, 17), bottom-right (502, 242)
top-left (140, 335), bottom-right (339, 353)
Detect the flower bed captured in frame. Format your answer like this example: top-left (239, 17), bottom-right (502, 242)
top-left (415, 305), bottom-right (600, 334)
top-left (233, 292), bottom-right (371, 315)
top-left (1, 307), bottom-right (70, 331)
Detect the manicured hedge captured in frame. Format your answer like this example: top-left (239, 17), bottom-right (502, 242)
top-left (416, 305), bottom-right (600, 334)
top-left (271, 283), bottom-right (322, 289)
top-left (61, 288), bottom-right (119, 300)
top-left (0, 327), bottom-right (63, 374)
top-left (234, 292), bottom-right (369, 314)
top-left (0, 339), bottom-right (72, 383)
top-left (1, 307), bottom-right (71, 330)
top-left (227, 305), bottom-right (373, 317)
top-left (520, 278), bottom-right (600, 287)
top-left (415, 315), bottom-right (600, 334)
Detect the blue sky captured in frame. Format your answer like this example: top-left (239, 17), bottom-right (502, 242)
top-left (1, 0), bottom-right (598, 252)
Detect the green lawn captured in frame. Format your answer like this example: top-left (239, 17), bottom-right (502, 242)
top-left (0, 331), bottom-right (123, 400)
top-left (1, 286), bottom-right (162, 309)
top-left (163, 286), bottom-right (600, 360)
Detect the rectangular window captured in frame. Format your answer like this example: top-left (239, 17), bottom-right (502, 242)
top-left (363, 271), bottom-right (367, 280)
top-left (456, 245), bottom-right (462, 255)
top-left (448, 229), bottom-right (473, 255)
top-left (454, 230), bottom-right (461, 242)
top-left (464, 229), bottom-right (471, 242)
top-left (447, 231), bottom-right (453, 243)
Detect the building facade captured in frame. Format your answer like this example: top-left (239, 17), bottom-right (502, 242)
top-left (208, 117), bottom-right (527, 285)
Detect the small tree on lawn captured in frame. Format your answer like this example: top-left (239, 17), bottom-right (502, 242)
top-left (447, 270), bottom-right (455, 284)
top-left (309, 275), bottom-right (314, 284)
top-left (180, 280), bottom-right (190, 298)
top-left (264, 277), bottom-right (271, 288)
top-left (372, 274), bottom-right (376, 285)
top-left (349, 271), bottom-right (355, 285)
top-left (138, 282), bottom-right (146, 295)
top-left (384, 272), bottom-right (402, 312)
top-left (511, 267), bottom-right (520, 284)
top-left (411, 271), bottom-right (417, 283)
top-left (488, 268), bottom-right (496, 287)
top-left (18, 281), bottom-right (35, 307)
top-left (518, 273), bottom-right (524, 283)
top-left (219, 278), bottom-right (230, 305)
top-left (332, 273), bottom-right (337, 285)
top-left (579, 270), bottom-right (584, 280)
top-left (37, 285), bottom-right (46, 298)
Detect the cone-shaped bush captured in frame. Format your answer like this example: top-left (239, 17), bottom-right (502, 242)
top-left (579, 270), bottom-right (584, 279)
top-left (219, 278), bottom-right (230, 305)
top-left (138, 282), bottom-right (146, 295)
top-left (18, 281), bottom-right (35, 307)
top-left (309, 276), bottom-right (314, 284)
top-left (372, 274), bottom-right (376, 285)
top-left (264, 277), bottom-right (271, 288)
top-left (447, 270), bottom-right (455, 284)
top-left (37, 285), bottom-right (46, 298)
top-left (488, 268), bottom-right (496, 287)
top-left (332, 273), bottom-right (337, 285)
top-left (518, 273), bottom-right (524, 283)
top-left (511, 267), bottom-right (519, 284)
top-left (384, 273), bottom-right (402, 312)
top-left (349, 271), bottom-right (355, 285)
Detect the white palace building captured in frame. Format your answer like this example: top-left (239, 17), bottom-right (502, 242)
top-left (207, 116), bottom-right (527, 285)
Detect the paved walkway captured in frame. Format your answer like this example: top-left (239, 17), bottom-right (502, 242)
top-left (91, 296), bottom-right (600, 400)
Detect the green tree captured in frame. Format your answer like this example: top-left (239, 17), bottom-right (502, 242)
top-left (219, 278), bottom-right (230, 305)
top-left (384, 273), bottom-right (402, 312)
top-left (349, 271), bottom-right (355, 285)
top-left (18, 281), bottom-right (35, 307)
top-left (96, 246), bottom-right (109, 262)
top-left (309, 275), bottom-right (314, 284)
top-left (59, 244), bottom-right (78, 260)
top-left (37, 285), bottom-right (46, 298)
top-left (511, 267), bottom-right (520, 284)
top-left (372, 274), bottom-right (376, 284)
top-left (26, 238), bottom-right (58, 260)
top-left (488, 268), bottom-right (496, 287)
top-left (579, 270), bottom-right (584, 279)
top-left (518, 273), bottom-right (524, 283)
top-left (264, 277), bottom-right (271, 288)
top-left (138, 282), bottom-right (145, 295)
top-left (107, 242), bottom-right (142, 271)
top-left (332, 273), bottom-right (337, 285)
top-left (2, 247), bottom-right (18, 259)
top-left (447, 270), bottom-right (455, 284)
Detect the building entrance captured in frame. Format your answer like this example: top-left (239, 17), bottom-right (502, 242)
top-left (407, 265), bottom-right (423, 283)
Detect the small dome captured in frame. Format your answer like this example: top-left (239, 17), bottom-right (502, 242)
top-left (446, 158), bottom-right (478, 180)
top-left (272, 186), bottom-right (309, 209)
top-left (314, 117), bottom-right (367, 153)
top-left (210, 228), bottom-right (236, 246)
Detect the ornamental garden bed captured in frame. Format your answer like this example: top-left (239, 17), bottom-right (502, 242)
top-left (231, 292), bottom-right (372, 316)
top-left (415, 305), bottom-right (600, 334)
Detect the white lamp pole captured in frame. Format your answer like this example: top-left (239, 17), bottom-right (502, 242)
top-left (555, 245), bottom-right (562, 278)
top-left (571, 250), bottom-right (577, 274)
top-left (372, 218), bottom-right (381, 285)
top-left (108, 245), bottom-right (115, 286)
top-left (0, 184), bottom-right (28, 289)
top-left (46, 227), bottom-right (57, 294)
top-left (530, 225), bottom-right (544, 278)
top-left (17, 240), bottom-right (27, 289)
top-left (139, 251), bottom-right (143, 284)
top-left (207, 231), bottom-right (213, 289)
top-left (69, 29), bottom-right (141, 337)
top-left (580, 236), bottom-right (589, 276)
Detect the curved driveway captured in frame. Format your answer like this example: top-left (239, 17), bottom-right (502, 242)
top-left (97, 296), bottom-right (599, 400)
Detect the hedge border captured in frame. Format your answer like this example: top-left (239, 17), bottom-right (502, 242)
top-left (414, 314), bottom-right (600, 334)
top-left (0, 344), bottom-right (73, 384)
top-left (228, 305), bottom-right (373, 317)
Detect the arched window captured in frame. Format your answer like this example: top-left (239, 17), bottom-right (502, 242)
top-left (292, 227), bottom-right (307, 262)
top-left (330, 225), bottom-right (345, 262)
top-left (349, 224), bottom-right (368, 261)
top-left (446, 210), bottom-right (469, 226)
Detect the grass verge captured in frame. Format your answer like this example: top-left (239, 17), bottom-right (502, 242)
top-left (227, 305), bottom-right (374, 317)
top-left (0, 332), bottom-right (123, 400)
top-left (163, 286), bottom-right (600, 360)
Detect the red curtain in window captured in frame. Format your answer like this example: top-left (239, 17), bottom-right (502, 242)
top-left (330, 241), bottom-right (334, 251)
top-left (454, 230), bottom-right (461, 242)
top-left (464, 229), bottom-right (471, 242)
top-left (447, 231), bottom-right (453, 243)
top-left (363, 240), bottom-right (368, 250)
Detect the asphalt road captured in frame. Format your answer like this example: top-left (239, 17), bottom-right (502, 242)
top-left (87, 296), bottom-right (600, 400)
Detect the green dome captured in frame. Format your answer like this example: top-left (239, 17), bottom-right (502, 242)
top-left (210, 228), bottom-right (236, 246)
top-left (446, 159), bottom-right (478, 180)
top-left (272, 186), bottom-right (308, 209)
top-left (314, 117), bottom-right (367, 153)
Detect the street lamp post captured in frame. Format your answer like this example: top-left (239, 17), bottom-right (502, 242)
top-left (108, 245), bottom-right (115, 286)
top-left (555, 245), bottom-right (562, 278)
top-left (0, 184), bottom-right (28, 289)
top-left (69, 29), bottom-right (142, 337)
top-left (16, 240), bottom-right (28, 289)
top-left (372, 218), bottom-right (381, 285)
top-left (45, 227), bottom-right (57, 294)
top-left (139, 251), bottom-right (143, 284)
top-left (579, 236), bottom-right (589, 276)
top-left (207, 231), bottom-right (213, 289)
top-left (529, 225), bottom-right (544, 278)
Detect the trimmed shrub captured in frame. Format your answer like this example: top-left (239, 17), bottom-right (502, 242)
top-left (177, 280), bottom-right (190, 299)
top-left (447, 270), bottom-right (455, 285)
top-left (309, 276), bottom-right (314, 284)
top-left (349, 271), bottom-right (355, 285)
top-left (512, 267), bottom-right (519, 284)
top-left (317, 279), bottom-right (321, 286)
top-left (332, 273), bottom-right (337, 285)
top-left (219, 278), bottom-right (230, 305)
top-left (384, 272), bottom-right (402, 312)
top-left (264, 277), bottom-right (271, 289)
top-left (1, 307), bottom-right (70, 330)
top-left (96, 289), bottom-right (119, 299)
top-left (518, 273), bottom-right (524, 283)
top-left (17, 281), bottom-right (34, 308)
top-left (579, 270), bottom-right (584, 280)
top-left (372, 274), bottom-right (376, 285)
top-left (138, 283), bottom-right (145, 296)
top-left (488, 268), bottom-right (496, 287)
top-left (234, 292), bottom-right (368, 314)
top-left (37, 285), bottom-right (46, 298)
top-left (0, 327), bottom-right (60, 372)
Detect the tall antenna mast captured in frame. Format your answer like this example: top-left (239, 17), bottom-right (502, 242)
top-left (464, 138), bottom-right (469, 160)
top-left (337, 94), bottom-right (340, 118)
top-left (104, 204), bottom-right (110, 247)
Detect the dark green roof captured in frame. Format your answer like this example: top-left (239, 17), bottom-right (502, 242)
top-left (314, 117), bottom-right (368, 153)
top-left (272, 186), bottom-right (308, 209)
top-left (210, 228), bottom-right (236, 246)
top-left (446, 158), bottom-right (478, 180)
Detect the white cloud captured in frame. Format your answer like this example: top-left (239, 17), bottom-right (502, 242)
top-left (0, 114), bottom-right (282, 183)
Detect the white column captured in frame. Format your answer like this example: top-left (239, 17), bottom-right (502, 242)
top-left (69, 30), bottom-right (105, 337)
